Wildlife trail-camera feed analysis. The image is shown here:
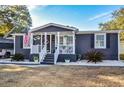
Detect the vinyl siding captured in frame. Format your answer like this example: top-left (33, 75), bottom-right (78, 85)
top-left (75, 33), bottom-right (118, 60)
top-left (15, 36), bottom-right (30, 59)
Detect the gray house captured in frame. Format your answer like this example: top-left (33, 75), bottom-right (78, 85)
top-left (12, 23), bottom-right (120, 64)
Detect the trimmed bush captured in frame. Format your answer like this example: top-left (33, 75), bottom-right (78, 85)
top-left (76, 54), bottom-right (82, 60)
top-left (11, 53), bottom-right (24, 61)
top-left (4, 52), bottom-right (11, 58)
top-left (84, 50), bottom-right (104, 63)
top-left (120, 54), bottom-right (124, 60)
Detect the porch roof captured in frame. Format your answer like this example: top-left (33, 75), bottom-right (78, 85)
top-left (30, 23), bottom-right (78, 33)
top-left (0, 37), bottom-right (13, 43)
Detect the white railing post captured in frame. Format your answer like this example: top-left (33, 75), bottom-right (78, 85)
top-left (30, 33), bottom-right (33, 54)
top-left (41, 33), bottom-right (42, 50)
top-left (54, 32), bottom-right (60, 64)
top-left (39, 33), bottom-right (42, 62)
top-left (73, 31), bottom-right (75, 54)
top-left (13, 35), bottom-right (16, 54)
top-left (45, 32), bottom-right (47, 53)
top-left (57, 32), bottom-right (60, 54)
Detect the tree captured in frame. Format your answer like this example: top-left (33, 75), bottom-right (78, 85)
top-left (99, 8), bottom-right (124, 41)
top-left (0, 5), bottom-right (32, 36)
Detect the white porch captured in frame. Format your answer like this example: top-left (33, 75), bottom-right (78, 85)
top-left (30, 31), bottom-right (76, 64)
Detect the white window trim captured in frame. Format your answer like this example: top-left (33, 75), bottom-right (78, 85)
top-left (94, 33), bottom-right (106, 49)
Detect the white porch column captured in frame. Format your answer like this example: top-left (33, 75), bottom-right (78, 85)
top-left (73, 31), bottom-right (75, 54)
top-left (118, 32), bottom-right (120, 60)
top-left (30, 33), bottom-right (33, 54)
top-left (57, 32), bottom-right (60, 54)
top-left (50, 34), bottom-right (52, 53)
top-left (45, 32), bottom-right (47, 53)
top-left (40, 33), bottom-right (42, 49)
top-left (13, 35), bottom-right (16, 54)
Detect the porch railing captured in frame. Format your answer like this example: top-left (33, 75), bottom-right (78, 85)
top-left (31, 45), bottom-right (39, 54)
top-left (54, 47), bottom-right (59, 64)
top-left (39, 45), bottom-right (46, 62)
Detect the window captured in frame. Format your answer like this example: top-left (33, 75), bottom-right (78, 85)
top-left (33, 35), bottom-right (41, 45)
top-left (60, 36), bottom-right (63, 45)
top-left (67, 36), bottom-right (73, 45)
top-left (59, 36), bottom-right (73, 46)
top-left (95, 33), bottom-right (106, 49)
top-left (59, 35), bottom-right (73, 54)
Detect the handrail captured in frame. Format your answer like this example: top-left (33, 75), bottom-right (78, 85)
top-left (39, 45), bottom-right (46, 62)
top-left (54, 47), bottom-right (59, 64)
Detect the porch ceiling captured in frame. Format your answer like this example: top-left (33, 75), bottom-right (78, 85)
top-left (32, 31), bottom-right (74, 35)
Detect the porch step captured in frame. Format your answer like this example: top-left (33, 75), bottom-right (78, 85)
top-left (46, 54), bottom-right (54, 57)
top-left (40, 61), bottom-right (54, 65)
top-left (43, 59), bottom-right (54, 62)
top-left (41, 54), bottom-right (54, 65)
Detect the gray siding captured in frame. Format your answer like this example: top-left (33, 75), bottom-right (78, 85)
top-left (15, 36), bottom-right (30, 59)
top-left (32, 26), bottom-right (74, 33)
top-left (0, 43), bottom-right (13, 49)
top-left (75, 33), bottom-right (118, 60)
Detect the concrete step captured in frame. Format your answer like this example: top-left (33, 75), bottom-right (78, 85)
top-left (40, 61), bottom-right (54, 65)
top-left (43, 59), bottom-right (54, 62)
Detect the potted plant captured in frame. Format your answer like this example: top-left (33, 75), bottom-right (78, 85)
top-left (77, 54), bottom-right (82, 61)
top-left (65, 58), bottom-right (70, 63)
top-left (33, 55), bottom-right (39, 63)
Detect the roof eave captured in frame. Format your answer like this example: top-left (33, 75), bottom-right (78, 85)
top-left (76, 30), bottom-right (122, 34)
top-left (30, 23), bottom-right (78, 32)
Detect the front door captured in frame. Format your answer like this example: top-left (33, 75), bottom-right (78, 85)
top-left (47, 35), bottom-right (55, 54)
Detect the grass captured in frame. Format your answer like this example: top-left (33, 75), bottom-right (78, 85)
top-left (0, 65), bottom-right (124, 87)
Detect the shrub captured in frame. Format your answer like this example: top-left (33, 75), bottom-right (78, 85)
top-left (120, 54), bottom-right (124, 60)
top-left (11, 53), bottom-right (24, 61)
top-left (77, 54), bottom-right (82, 60)
top-left (84, 50), bottom-right (104, 63)
top-left (4, 52), bottom-right (11, 58)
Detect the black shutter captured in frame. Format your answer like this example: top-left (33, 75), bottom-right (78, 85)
top-left (20, 36), bottom-right (23, 48)
top-left (91, 34), bottom-right (94, 48)
top-left (106, 33), bottom-right (110, 48)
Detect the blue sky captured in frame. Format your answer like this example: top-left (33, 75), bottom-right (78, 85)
top-left (28, 5), bottom-right (124, 30)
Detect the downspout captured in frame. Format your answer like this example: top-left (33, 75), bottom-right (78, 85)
top-left (118, 31), bottom-right (120, 61)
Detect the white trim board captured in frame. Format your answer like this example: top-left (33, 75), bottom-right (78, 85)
top-left (77, 30), bottom-right (122, 34)
top-left (11, 33), bottom-right (25, 36)
top-left (118, 33), bottom-right (120, 60)
top-left (13, 35), bottom-right (15, 54)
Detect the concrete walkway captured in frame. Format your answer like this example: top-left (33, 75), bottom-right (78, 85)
top-left (0, 59), bottom-right (124, 67)
top-left (57, 60), bottom-right (124, 67)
